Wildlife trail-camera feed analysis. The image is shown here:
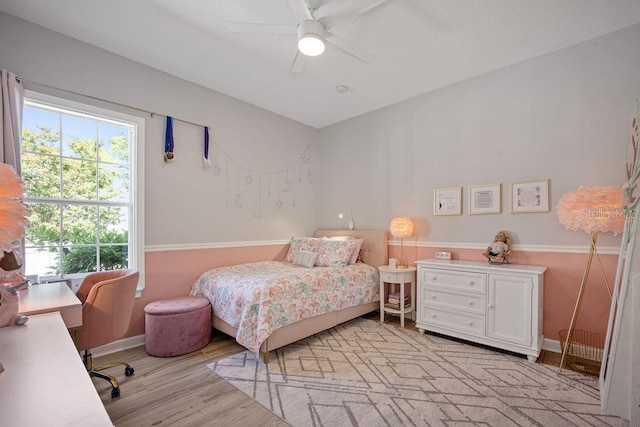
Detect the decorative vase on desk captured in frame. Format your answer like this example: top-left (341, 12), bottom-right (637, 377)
top-left (0, 285), bottom-right (22, 327)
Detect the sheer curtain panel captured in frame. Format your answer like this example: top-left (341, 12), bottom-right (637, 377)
top-left (0, 69), bottom-right (24, 172)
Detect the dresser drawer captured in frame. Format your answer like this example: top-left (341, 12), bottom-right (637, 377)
top-left (421, 287), bottom-right (486, 315)
top-left (420, 268), bottom-right (486, 294)
top-left (419, 307), bottom-right (485, 336)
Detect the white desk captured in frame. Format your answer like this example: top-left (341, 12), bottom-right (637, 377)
top-left (18, 282), bottom-right (82, 329)
top-left (0, 312), bottom-right (112, 426)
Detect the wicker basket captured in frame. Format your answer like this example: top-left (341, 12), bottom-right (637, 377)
top-left (558, 329), bottom-right (605, 376)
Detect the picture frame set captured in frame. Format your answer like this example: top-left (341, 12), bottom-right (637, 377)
top-left (433, 179), bottom-right (549, 215)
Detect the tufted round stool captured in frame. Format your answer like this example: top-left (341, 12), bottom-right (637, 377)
top-left (144, 296), bottom-right (212, 357)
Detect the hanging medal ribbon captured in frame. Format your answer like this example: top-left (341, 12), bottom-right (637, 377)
top-left (164, 116), bottom-right (174, 163)
top-left (203, 126), bottom-right (211, 168)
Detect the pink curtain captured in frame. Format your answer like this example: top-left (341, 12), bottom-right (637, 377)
top-left (0, 69), bottom-right (24, 173)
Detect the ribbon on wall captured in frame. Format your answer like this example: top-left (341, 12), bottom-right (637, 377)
top-left (203, 126), bottom-right (211, 168)
top-left (164, 116), bottom-right (174, 163)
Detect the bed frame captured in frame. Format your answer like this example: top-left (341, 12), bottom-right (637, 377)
top-left (211, 229), bottom-right (388, 363)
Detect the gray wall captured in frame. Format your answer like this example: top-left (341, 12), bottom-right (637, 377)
top-left (0, 12), bottom-right (319, 246)
top-left (2, 10), bottom-right (639, 251)
top-left (317, 24), bottom-right (640, 250)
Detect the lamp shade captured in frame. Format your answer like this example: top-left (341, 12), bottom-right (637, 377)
top-left (0, 164), bottom-right (28, 256)
top-left (389, 217), bottom-right (414, 238)
top-left (556, 186), bottom-right (624, 235)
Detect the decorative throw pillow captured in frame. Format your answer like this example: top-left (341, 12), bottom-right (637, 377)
top-left (315, 239), bottom-right (358, 267)
top-left (348, 239), bottom-right (363, 264)
top-left (292, 251), bottom-right (319, 268)
top-left (327, 236), bottom-right (363, 265)
top-left (285, 237), bottom-right (321, 263)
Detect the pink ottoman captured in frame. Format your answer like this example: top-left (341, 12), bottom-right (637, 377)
top-left (144, 296), bottom-right (212, 357)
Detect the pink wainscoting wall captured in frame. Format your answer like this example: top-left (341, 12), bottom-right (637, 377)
top-left (124, 244), bottom-right (289, 337)
top-left (126, 242), bottom-right (617, 347)
top-left (389, 245), bottom-right (619, 342)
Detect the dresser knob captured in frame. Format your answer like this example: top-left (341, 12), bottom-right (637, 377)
top-left (431, 295), bottom-right (437, 299)
top-left (467, 301), bottom-right (474, 306)
top-left (468, 280), bottom-right (475, 285)
top-left (431, 276), bottom-right (437, 281)
top-left (431, 313), bottom-right (436, 318)
top-left (467, 321), bottom-right (473, 326)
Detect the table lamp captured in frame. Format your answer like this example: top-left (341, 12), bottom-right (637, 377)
top-left (389, 217), bottom-right (413, 268)
top-left (556, 185), bottom-right (624, 371)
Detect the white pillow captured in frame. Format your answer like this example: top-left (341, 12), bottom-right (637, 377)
top-left (292, 250), bottom-right (319, 268)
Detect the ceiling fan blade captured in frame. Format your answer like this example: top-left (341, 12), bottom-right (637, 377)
top-left (325, 33), bottom-right (375, 63)
top-left (322, 0), bottom-right (392, 30)
top-left (227, 22), bottom-right (296, 34)
top-left (288, 0), bottom-right (314, 21)
top-left (290, 51), bottom-right (306, 73)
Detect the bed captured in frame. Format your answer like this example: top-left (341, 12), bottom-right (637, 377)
top-left (190, 229), bottom-right (388, 362)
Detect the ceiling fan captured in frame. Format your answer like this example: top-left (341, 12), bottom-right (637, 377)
top-left (227, 0), bottom-right (391, 72)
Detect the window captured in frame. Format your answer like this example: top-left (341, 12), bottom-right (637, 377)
top-left (21, 91), bottom-right (145, 294)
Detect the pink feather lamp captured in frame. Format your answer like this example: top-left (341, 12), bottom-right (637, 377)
top-left (0, 163), bottom-right (28, 274)
top-left (389, 217), bottom-right (414, 268)
top-left (556, 185), bottom-right (624, 371)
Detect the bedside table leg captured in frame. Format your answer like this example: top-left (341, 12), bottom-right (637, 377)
top-left (379, 279), bottom-right (384, 324)
top-left (399, 282), bottom-right (405, 328)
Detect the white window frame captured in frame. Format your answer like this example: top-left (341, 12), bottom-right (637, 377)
top-left (22, 90), bottom-right (145, 296)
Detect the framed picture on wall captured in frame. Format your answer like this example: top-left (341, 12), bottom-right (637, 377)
top-left (469, 183), bottom-right (501, 214)
top-left (434, 187), bottom-right (462, 216)
top-left (510, 179), bottom-right (549, 213)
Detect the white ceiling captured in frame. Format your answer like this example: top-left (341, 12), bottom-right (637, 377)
top-left (2, 0), bottom-right (640, 129)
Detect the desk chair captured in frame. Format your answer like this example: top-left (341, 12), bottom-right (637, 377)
top-left (75, 269), bottom-right (139, 398)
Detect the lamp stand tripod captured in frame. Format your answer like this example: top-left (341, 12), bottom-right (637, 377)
top-left (559, 231), bottom-right (612, 372)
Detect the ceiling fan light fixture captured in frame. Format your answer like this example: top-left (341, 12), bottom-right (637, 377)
top-left (297, 20), bottom-right (325, 56)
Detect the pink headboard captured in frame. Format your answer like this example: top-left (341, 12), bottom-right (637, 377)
top-left (313, 229), bottom-right (388, 269)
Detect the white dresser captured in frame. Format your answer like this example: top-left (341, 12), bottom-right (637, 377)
top-left (415, 259), bottom-right (546, 361)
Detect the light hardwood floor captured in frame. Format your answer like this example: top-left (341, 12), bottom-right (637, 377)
top-left (93, 313), bottom-right (561, 426)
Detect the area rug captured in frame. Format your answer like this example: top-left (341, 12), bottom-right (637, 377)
top-left (208, 318), bottom-right (621, 426)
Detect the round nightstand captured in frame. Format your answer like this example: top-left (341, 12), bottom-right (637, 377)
top-left (378, 265), bottom-right (417, 327)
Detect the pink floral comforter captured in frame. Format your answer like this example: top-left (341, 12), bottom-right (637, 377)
top-left (190, 261), bottom-right (379, 353)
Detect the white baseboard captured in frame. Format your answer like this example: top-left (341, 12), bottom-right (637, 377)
top-left (91, 334), bottom-right (145, 358)
top-left (543, 337), bottom-right (561, 354)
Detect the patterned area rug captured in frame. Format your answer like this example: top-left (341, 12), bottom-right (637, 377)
top-left (208, 318), bottom-right (621, 426)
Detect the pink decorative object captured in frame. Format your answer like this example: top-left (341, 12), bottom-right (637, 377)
top-left (144, 296), bottom-right (211, 357)
top-left (556, 185), bottom-right (624, 371)
top-left (556, 186), bottom-right (624, 235)
top-left (0, 164), bottom-right (28, 255)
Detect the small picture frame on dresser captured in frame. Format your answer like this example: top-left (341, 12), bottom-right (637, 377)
top-left (388, 258), bottom-right (398, 269)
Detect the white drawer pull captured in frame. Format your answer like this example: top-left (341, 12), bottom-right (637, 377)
top-left (431, 295), bottom-right (437, 299)
top-left (431, 276), bottom-right (437, 281)
top-left (431, 313), bottom-right (436, 318)
top-left (468, 280), bottom-right (475, 285)
top-left (467, 321), bottom-right (473, 326)
top-left (467, 300), bottom-right (474, 306)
